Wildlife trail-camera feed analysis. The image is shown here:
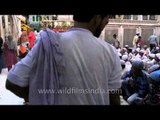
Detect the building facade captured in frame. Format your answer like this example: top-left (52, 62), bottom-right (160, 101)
top-left (100, 15), bottom-right (160, 48)
top-left (0, 15), bottom-right (21, 42)
top-left (28, 15), bottom-right (58, 30)
top-left (28, 15), bottom-right (160, 48)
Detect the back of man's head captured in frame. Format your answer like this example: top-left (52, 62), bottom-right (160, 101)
top-left (73, 14), bottom-right (95, 22)
top-left (48, 25), bottom-right (52, 29)
top-left (113, 34), bottom-right (117, 38)
top-left (73, 14), bottom-right (109, 22)
top-left (73, 14), bottom-right (110, 37)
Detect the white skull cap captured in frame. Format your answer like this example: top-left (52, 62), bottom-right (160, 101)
top-left (149, 54), bottom-right (155, 58)
top-left (122, 55), bottom-right (128, 61)
top-left (156, 53), bottom-right (160, 60)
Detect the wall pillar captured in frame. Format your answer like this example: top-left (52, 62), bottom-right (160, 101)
top-left (4, 15), bottom-right (9, 36)
top-left (118, 25), bottom-right (124, 48)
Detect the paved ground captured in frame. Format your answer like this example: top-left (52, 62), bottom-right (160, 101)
top-left (120, 96), bottom-right (129, 105)
top-left (0, 68), bottom-right (24, 105)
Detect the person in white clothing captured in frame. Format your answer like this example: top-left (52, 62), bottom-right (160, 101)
top-left (132, 33), bottom-right (140, 49)
top-left (6, 15), bottom-right (122, 105)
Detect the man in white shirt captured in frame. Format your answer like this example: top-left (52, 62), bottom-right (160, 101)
top-left (132, 33), bottom-right (139, 49)
top-left (6, 15), bottom-right (122, 105)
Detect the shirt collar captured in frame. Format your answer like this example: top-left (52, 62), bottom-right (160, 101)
top-left (69, 27), bottom-right (93, 35)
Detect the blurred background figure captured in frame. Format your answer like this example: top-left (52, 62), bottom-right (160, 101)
top-left (143, 45), bottom-right (150, 56)
top-left (136, 36), bottom-right (143, 49)
top-left (132, 32), bottom-right (140, 49)
top-left (148, 33), bottom-right (158, 52)
top-left (35, 31), bottom-right (41, 44)
top-left (28, 31), bottom-right (36, 50)
top-left (3, 35), bottom-right (17, 71)
top-left (0, 37), bottom-right (4, 74)
top-left (17, 30), bottom-right (29, 59)
top-left (112, 34), bottom-right (120, 49)
top-left (121, 60), bottom-right (149, 105)
top-left (143, 70), bottom-right (160, 105)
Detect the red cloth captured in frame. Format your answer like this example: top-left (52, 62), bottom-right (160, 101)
top-left (137, 38), bottom-right (143, 46)
top-left (20, 45), bottom-right (27, 54)
top-left (3, 43), bottom-right (17, 67)
top-left (28, 31), bottom-right (36, 49)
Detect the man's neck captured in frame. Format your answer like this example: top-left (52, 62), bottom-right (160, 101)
top-left (74, 21), bottom-right (91, 31)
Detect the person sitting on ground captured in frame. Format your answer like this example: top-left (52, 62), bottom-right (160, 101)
top-left (121, 60), bottom-right (150, 105)
top-left (154, 53), bottom-right (160, 65)
top-left (148, 64), bottom-right (160, 74)
top-left (143, 45), bottom-right (150, 56)
top-left (142, 70), bottom-right (160, 105)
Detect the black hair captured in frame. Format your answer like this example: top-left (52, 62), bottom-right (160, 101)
top-left (127, 49), bottom-right (132, 54)
top-left (0, 37), bottom-right (3, 47)
top-left (113, 34), bottom-right (117, 37)
top-left (73, 14), bottom-right (95, 22)
top-left (138, 36), bottom-right (141, 38)
top-left (73, 14), bottom-right (109, 22)
top-left (48, 25), bottom-right (52, 28)
top-left (121, 64), bottom-right (125, 69)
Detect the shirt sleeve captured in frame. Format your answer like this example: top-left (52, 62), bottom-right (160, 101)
top-left (7, 43), bottom-right (37, 87)
top-left (121, 71), bottom-right (132, 80)
top-left (108, 48), bottom-right (122, 90)
top-left (138, 74), bottom-right (150, 97)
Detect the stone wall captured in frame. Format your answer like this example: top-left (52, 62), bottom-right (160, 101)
top-left (102, 19), bottom-right (160, 48)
